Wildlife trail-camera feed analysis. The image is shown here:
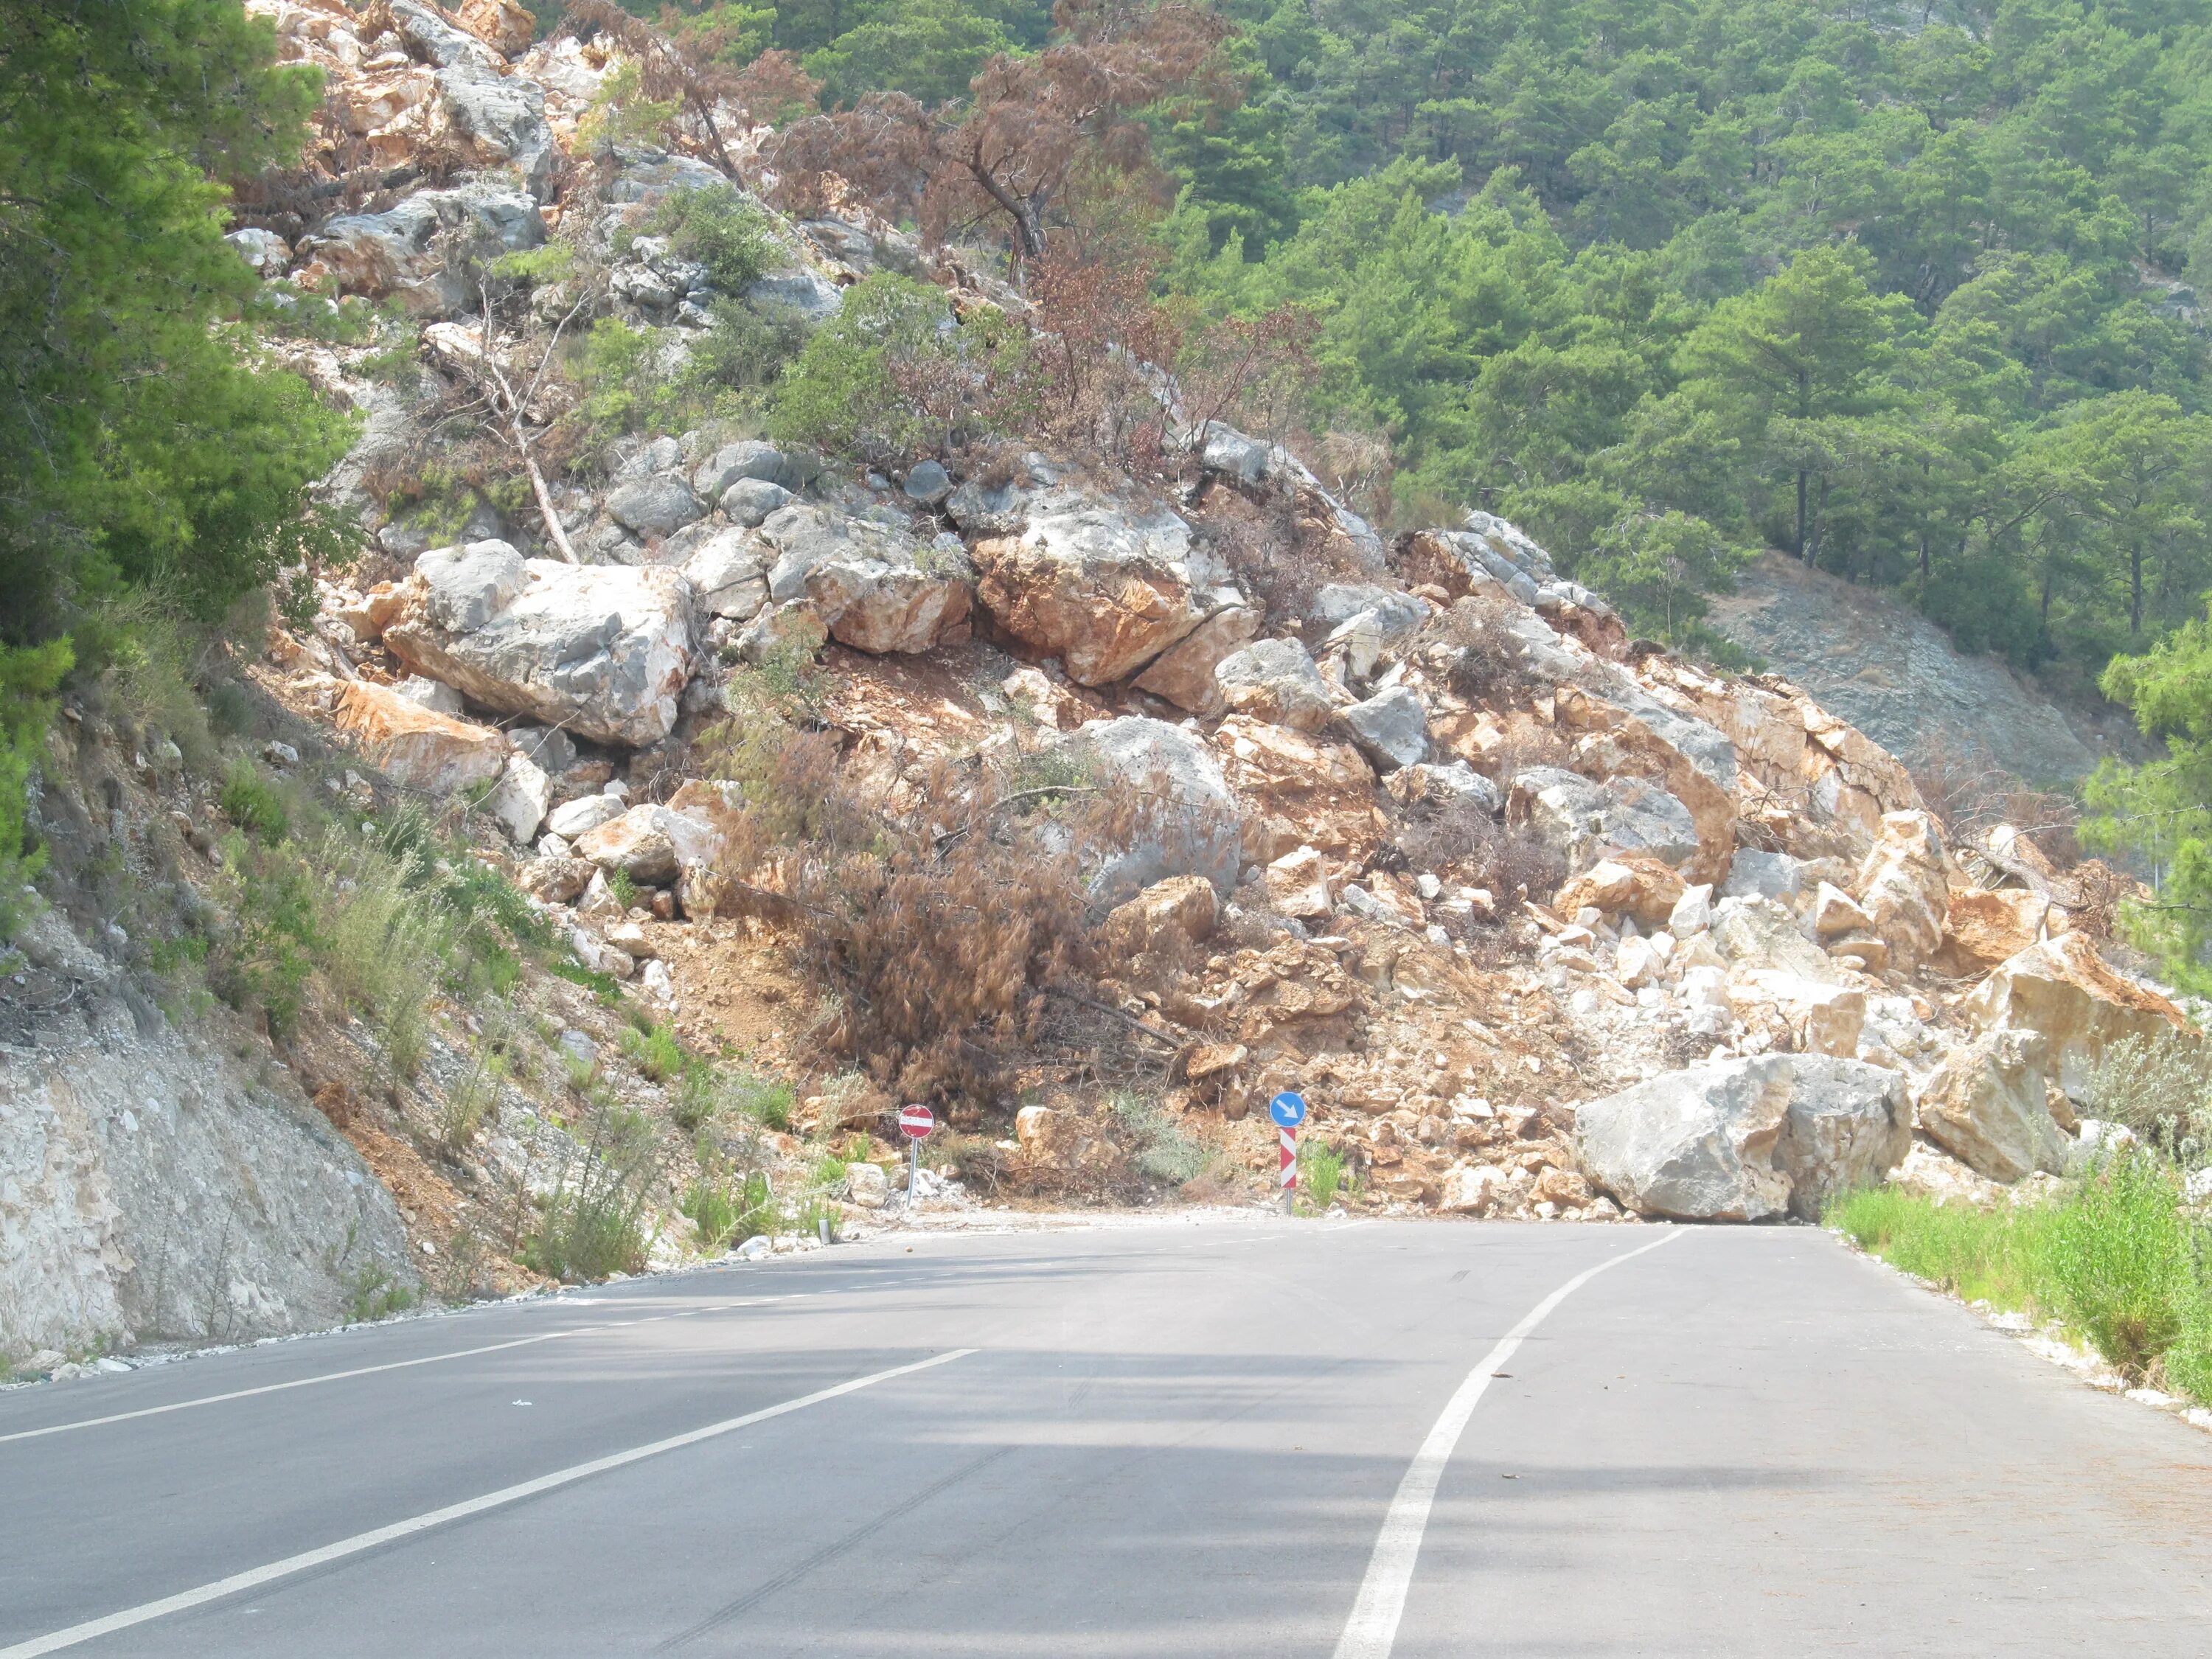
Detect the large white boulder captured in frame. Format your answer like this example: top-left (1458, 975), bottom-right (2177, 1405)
top-left (1575, 1054), bottom-right (1911, 1222)
top-left (1913, 1029), bottom-right (2067, 1183)
top-left (1213, 637), bottom-right (1338, 731)
top-left (759, 504), bottom-right (969, 655)
top-left (1961, 931), bottom-right (2192, 1104)
top-left (1508, 766), bottom-right (1701, 872)
top-left (385, 553), bottom-right (695, 748)
top-left (1853, 810), bottom-right (1950, 970)
top-left (1062, 717), bottom-right (1242, 901)
top-left (953, 472), bottom-right (1244, 685)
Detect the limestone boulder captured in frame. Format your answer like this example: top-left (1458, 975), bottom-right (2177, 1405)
top-left (682, 528), bottom-right (770, 620)
top-left (759, 504), bottom-right (969, 655)
top-left (1853, 810), bottom-right (1950, 969)
top-left (1961, 931), bottom-right (2190, 1104)
top-left (481, 751), bottom-right (551, 842)
top-left (417, 540), bottom-right (526, 631)
top-left (1100, 875), bottom-right (1220, 962)
top-left (546, 793), bottom-right (625, 841)
top-left (1575, 1054), bottom-right (1911, 1222)
top-left (605, 473), bottom-right (705, 540)
top-left (1213, 636), bottom-right (1338, 731)
top-left (1264, 845), bottom-right (1335, 919)
top-left (517, 855), bottom-right (594, 905)
top-left (1728, 970), bottom-right (1865, 1059)
top-left (1914, 1030), bottom-right (2067, 1183)
top-left (1553, 854), bottom-right (1686, 930)
top-left (1508, 766), bottom-right (1701, 873)
top-left (1709, 896), bottom-right (1833, 978)
top-left (333, 679), bottom-right (511, 795)
top-left (1555, 684), bottom-right (1739, 884)
top-left (1339, 685), bottom-right (1431, 772)
top-left (571, 804), bottom-right (719, 886)
top-left (954, 473), bottom-right (1242, 685)
top-left (1813, 882), bottom-right (1872, 938)
top-left (384, 555), bottom-right (695, 748)
top-left (1382, 761), bottom-right (1502, 815)
top-left (1310, 582), bottom-right (1431, 641)
top-left (1131, 606), bottom-right (1259, 715)
top-left (1063, 717), bottom-right (1242, 901)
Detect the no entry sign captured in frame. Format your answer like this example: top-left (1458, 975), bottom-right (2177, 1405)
top-left (898, 1103), bottom-right (936, 1140)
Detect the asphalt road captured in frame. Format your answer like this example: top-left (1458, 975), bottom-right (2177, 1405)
top-left (5, 1217), bottom-right (2211, 1657)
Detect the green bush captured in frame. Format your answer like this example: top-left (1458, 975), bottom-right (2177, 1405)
top-left (682, 1169), bottom-right (773, 1251)
top-left (1830, 1158), bottom-right (2212, 1393)
top-left (1298, 1139), bottom-right (1347, 1212)
top-left (620, 1020), bottom-right (686, 1082)
top-left (638, 187), bottom-right (776, 294)
top-left (0, 639), bottom-right (71, 942)
top-left (524, 1102), bottom-right (658, 1281)
top-left (219, 757), bottom-right (290, 843)
top-left (1109, 1090), bottom-right (1208, 1186)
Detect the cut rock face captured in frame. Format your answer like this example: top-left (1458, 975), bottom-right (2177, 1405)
top-left (385, 554), bottom-right (695, 748)
top-left (1575, 1054), bottom-right (1910, 1222)
top-left (954, 475), bottom-right (1242, 685)
top-left (758, 504), bottom-right (969, 655)
top-left (333, 679), bottom-right (511, 795)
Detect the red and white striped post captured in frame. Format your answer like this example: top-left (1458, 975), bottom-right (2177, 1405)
top-left (1268, 1091), bottom-right (1307, 1215)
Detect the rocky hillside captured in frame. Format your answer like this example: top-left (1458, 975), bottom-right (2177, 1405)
top-left (1706, 554), bottom-right (2143, 788)
top-left (7, 0), bottom-right (2198, 1372)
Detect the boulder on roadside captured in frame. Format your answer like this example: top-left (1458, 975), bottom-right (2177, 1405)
top-left (333, 679), bottom-right (511, 795)
top-left (1913, 1029), bottom-right (2067, 1183)
top-left (384, 556), bottom-right (695, 748)
top-left (1886, 1140), bottom-right (2008, 1209)
top-left (758, 503), bottom-right (968, 655)
top-left (1960, 931), bottom-right (2190, 1104)
top-left (1575, 1054), bottom-right (1910, 1222)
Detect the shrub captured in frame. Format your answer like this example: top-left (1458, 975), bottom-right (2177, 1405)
top-left (768, 273), bottom-right (1034, 462)
top-left (523, 1101), bottom-right (659, 1281)
top-left (682, 1168), bottom-right (773, 1251)
top-left (0, 639), bottom-right (72, 942)
top-left (729, 1070), bottom-right (795, 1130)
top-left (1109, 1090), bottom-right (1208, 1186)
top-left (620, 1020), bottom-right (685, 1083)
top-left (1299, 1139), bottom-right (1347, 1211)
top-left (438, 1048), bottom-right (504, 1154)
top-left (211, 834), bottom-right (319, 1034)
top-left (2090, 1031), bottom-right (2212, 1165)
top-left (638, 187), bottom-right (775, 294)
top-left (220, 757), bottom-right (290, 843)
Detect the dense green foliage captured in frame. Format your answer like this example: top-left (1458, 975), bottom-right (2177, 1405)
top-left (1830, 1155), bottom-right (2212, 1397)
top-left (1159, 1), bottom-right (2212, 667)
top-left (1, 0), bottom-right (354, 933)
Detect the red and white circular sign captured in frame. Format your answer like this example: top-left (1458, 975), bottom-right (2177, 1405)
top-left (898, 1103), bottom-right (936, 1140)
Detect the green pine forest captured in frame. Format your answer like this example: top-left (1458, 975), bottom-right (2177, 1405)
top-left (18, 0), bottom-right (2212, 978)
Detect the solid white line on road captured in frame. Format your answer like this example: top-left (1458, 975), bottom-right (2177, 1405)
top-left (1330, 1229), bottom-right (1683, 1659)
top-left (0, 1348), bottom-right (977, 1658)
top-left (0, 1298), bottom-right (797, 1447)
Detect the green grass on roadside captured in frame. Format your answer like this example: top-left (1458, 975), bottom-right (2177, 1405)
top-left (1829, 1158), bottom-right (2212, 1399)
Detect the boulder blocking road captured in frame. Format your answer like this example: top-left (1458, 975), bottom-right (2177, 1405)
top-left (4, 1218), bottom-right (2209, 1657)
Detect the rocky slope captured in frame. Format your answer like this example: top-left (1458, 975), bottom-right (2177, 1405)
top-left (1705, 553), bottom-right (2140, 786)
top-left (10, 0), bottom-right (2197, 1368)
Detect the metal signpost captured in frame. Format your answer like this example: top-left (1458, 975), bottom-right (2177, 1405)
top-left (1269, 1091), bottom-right (1307, 1214)
top-left (898, 1103), bottom-right (935, 1209)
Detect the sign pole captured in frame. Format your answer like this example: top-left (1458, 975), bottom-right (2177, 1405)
top-left (1268, 1091), bottom-right (1307, 1216)
top-left (897, 1104), bottom-right (936, 1212)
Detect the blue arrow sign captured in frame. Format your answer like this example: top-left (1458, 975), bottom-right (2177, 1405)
top-left (1269, 1091), bottom-right (1307, 1127)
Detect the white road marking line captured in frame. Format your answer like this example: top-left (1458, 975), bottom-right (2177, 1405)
top-left (0, 1349), bottom-right (976, 1658)
top-left (0, 1298), bottom-right (793, 1447)
top-left (1330, 1229), bottom-right (1682, 1659)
